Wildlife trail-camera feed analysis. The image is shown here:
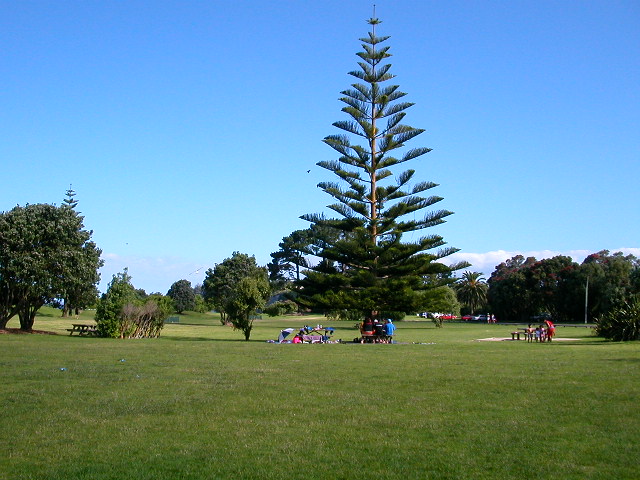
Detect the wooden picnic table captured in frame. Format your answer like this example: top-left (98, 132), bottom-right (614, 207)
top-left (67, 323), bottom-right (98, 336)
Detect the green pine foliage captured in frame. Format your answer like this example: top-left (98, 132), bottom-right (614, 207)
top-left (298, 16), bottom-right (466, 317)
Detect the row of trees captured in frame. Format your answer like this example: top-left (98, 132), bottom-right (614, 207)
top-left (2, 18), bottom-right (467, 340)
top-left (0, 190), bottom-right (103, 331)
top-left (488, 251), bottom-right (639, 324)
top-left (9, 18), bottom-right (634, 342)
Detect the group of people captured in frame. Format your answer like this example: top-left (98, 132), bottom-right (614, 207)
top-left (525, 319), bottom-right (556, 342)
top-left (359, 318), bottom-right (396, 343)
top-left (291, 325), bottom-right (334, 344)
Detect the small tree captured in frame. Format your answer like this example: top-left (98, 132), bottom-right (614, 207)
top-left (95, 270), bottom-right (138, 338)
top-left (193, 294), bottom-right (208, 313)
top-left (167, 279), bottom-right (196, 314)
top-left (420, 285), bottom-right (460, 327)
top-left (202, 252), bottom-right (270, 340)
top-left (226, 275), bottom-right (270, 340)
top-left (455, 271), bottom-right (488, 315)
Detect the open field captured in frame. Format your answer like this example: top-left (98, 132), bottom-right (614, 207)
top-left (2, 310), bottom-right (639, 479)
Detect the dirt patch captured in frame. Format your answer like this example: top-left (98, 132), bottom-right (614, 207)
top-left (477, 337), bottom-right (581, 342)
top-left (0, 328), bottom-right (58, 335)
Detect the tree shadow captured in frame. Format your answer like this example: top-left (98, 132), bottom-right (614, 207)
top-left (164, 336), bottom-right (265, 343)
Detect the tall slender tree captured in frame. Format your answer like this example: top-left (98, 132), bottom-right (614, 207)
top-left (455, 271), bottom-right (488, 314)
top-left (298, 16), bottom-right (466, 318)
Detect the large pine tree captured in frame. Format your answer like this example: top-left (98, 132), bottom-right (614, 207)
top-left (298, 16), bottom-right (466, 318)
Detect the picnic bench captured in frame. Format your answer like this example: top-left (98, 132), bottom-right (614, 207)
top-left (67, 323), bottom-right (98, 336)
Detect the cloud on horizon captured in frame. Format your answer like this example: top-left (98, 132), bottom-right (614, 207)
top-left (99, 247), bottom-right (640, 294)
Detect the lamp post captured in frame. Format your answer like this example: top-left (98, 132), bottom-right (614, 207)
top-left (584, 276), bottom-right (589, 324)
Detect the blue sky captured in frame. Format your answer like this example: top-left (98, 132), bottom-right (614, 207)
top-left (2, 0), bottom-right (638, 294)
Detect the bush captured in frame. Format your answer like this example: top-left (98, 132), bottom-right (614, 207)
top-left (595, 298), bottom-right (640, 341)
top-left (263, 300), bottom-right (298, 317)
top-left (325, 309), bottom-right (363, 322)
top-left (380, 311), bottom-right (405, 322)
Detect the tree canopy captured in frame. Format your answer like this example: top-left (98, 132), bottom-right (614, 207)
top-left (487, 251), bottom-right (639, 324)
top-left (202, 252), bottom-right (270, 340)
top-left (167, 279), bottom-right (196, 314)
top-left (0, 202), bottom-right (103, 330)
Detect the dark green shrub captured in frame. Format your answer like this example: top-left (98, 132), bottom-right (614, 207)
top-left (325, 309), bottom-right (363, 322)
top-left (380, 311), bottom-right (405, 322)
top-left (263, 300), bottom-right (297, 317)
top-left (595, 298), bottom-right (640, 341)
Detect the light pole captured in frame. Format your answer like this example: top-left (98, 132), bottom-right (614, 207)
top-left (584, 276), bottom-right (589, 324)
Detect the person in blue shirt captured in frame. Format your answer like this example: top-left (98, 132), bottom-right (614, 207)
top-left (384, 319), bottom-right (396, 343)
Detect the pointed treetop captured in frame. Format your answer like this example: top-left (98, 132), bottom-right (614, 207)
top-left (367, 5), bottom-right (382, 39)
top-left (63, 184), bottom-right (79, 210)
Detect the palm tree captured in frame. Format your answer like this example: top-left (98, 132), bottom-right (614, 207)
top-left (456, 271), bottom-right (488, 314)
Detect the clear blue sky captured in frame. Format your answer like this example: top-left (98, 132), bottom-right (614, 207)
top-left (2, 1), bottom-right (638, 294)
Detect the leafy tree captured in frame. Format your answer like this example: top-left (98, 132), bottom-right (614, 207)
top-left (95, 269), bottom-right (138, 338)
top-left (167, 279), bottom-right (195, 313)
top-left (580, 251), bottom-right (639, 322)
top-left (455, 272), bottom-right (488, 314)
top-left (488, 251), bottom-right (639, 323)
top-left (202, 252), bottom-right (270, 339)
top-left (488, 256), bottom-right (537, 322)
top-left (420, 285), bottom-right (460, 327)
top-left (524, 256), bottom-right (578, 322)
top-left (193, 294), bottom-right (208, 313)
top-left (0, 203), bottom-right (103, 330)
top-left (297, 16), bottom-right (466, 319)
top-left (226, 274), bottom-right (270, 340)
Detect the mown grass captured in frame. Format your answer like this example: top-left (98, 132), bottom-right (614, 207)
top-left (1, 309), bottom-right (638, 479)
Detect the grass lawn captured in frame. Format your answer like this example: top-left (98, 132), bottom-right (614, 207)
top-left (1, 309), bottom-right (638, 479)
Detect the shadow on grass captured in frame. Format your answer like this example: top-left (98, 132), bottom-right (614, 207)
top-left (165, 336), bottom-right (267, 343)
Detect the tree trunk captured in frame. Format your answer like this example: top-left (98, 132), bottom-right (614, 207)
top-left (19, 302), bottom-right (42, 331)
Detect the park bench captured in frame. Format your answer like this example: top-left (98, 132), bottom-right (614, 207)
top-left (67, 324), bottom-right (98, 336)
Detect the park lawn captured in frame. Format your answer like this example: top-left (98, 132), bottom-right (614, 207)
top-left (1, 310), bottom-right (638, 479)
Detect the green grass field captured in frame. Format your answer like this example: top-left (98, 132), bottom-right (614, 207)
top-left (2, 309), bottom-right (638, 479)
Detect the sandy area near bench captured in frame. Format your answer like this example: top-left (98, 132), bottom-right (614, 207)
top-left (477, 337), bottom-right (581, 342)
